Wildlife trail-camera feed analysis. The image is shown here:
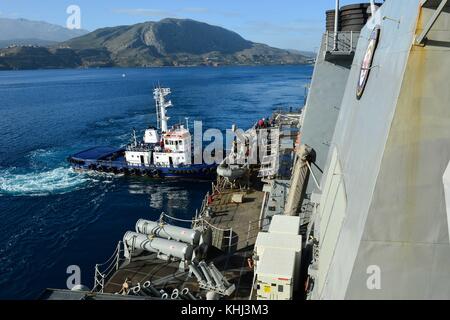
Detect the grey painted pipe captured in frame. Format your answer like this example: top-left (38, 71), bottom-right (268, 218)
top-left (180, 288), bottom-right (198, 301)
top-left (181, 288), bottom-right (190, 295)
top-left (209, 262), bottom-right (230, 286)
top-left (124, 231), bottom-right (193, 261)
top-left (189, 263), bottom-right (206, 283)
top-left (143, 281), bottom-right (161, 297)
top-left (208, 266), bottom-right (226, 291)
top-left (199, 261), bottom-right (215, 287)
top-left (140, 286), bottom-right (154, 297)
top-left (171, 289), bottom-right (180, 300)
top-left (136, 219), bottom-right (201, 245)
top-left (179, 288), bottom-right (190, 300)
top-left (132, 285), bottom-right (143, 296)
top-left (186, 292), bottom-right (198, 300)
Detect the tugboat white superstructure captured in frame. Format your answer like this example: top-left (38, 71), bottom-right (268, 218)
top-left (69, 87), bottom-right (217, 179)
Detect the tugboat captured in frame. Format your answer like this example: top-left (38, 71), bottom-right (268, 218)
top-left (68, 87), bottom-right (217, 179)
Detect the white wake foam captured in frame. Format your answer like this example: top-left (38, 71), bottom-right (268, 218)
top-left (0, 167), bottom-right (95, 196)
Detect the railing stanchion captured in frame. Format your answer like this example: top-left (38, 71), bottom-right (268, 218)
top-left (246, 222), bottom-right (252, 247)
top-left (350, 31), bottom-right (353, 53)
top-left (228, 228), bottom-right (233, 254)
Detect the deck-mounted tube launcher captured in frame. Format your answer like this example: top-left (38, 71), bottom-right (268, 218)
top-left (123, 218), bottom-right (212, 271)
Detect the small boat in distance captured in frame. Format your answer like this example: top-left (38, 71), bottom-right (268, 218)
top-left (68, 87), bottom-right (217, 179)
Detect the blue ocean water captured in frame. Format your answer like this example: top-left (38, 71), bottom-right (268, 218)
top-left (0, 66), bottom-right (312, 299)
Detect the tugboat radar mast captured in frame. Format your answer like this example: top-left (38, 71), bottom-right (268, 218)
top-left (154, 87), bottom-right (173, 133)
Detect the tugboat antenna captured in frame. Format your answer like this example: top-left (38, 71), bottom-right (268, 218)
top-left (132, 128), bottom-right (138, 146)
top-left (153, 86), bottom-right (172, 133)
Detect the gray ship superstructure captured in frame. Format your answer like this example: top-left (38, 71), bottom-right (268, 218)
top-left (302, 0), bottom-right (450, 299)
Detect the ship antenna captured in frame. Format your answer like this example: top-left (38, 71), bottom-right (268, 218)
top-left (154, 86), bottom-right (160, 130)
top-left (153, 85), bottom-right (172, 133)
top-left (132, 128), bottom-right (138, 146)
top-left (333, 0), bottom-right (339, 51)
top-left (185, 117), bottom-right (190, 131)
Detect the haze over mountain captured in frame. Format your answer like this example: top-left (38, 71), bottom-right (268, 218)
top-left (0, 18), bottom-right (308, 70)
top-left (0, 17), bottom-right (89, 46)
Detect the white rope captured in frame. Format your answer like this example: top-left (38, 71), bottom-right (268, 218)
top-left (161, 212), bottom-right (203, 223)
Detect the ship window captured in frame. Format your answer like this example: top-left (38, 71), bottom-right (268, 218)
top-left (278, 285), bottom-right (284, 292)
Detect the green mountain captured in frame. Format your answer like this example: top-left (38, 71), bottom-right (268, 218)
top-left (0, 18), bottom-right (308, 70)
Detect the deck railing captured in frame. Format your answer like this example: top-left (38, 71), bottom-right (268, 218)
top-left (92, 241), bottom-right (125, 293)
top-left (72, 158), bottom-right (185, 170)
top-left (324, 31), bottom-right (359, 55)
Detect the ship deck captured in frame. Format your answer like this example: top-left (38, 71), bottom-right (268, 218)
top-left (102, 186), bottom-right (265, 300)
top-left (92, 112), bottom-right (300, 300)
top-left (103, 248), bottom-right (254, 300)
top-left (70, 146), bottom-right (124, 162)
top-left (205, 189), bottom-right (266, 251)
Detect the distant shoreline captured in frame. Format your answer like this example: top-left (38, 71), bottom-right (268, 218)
top-left (0, 63), bottom-right (313, 72)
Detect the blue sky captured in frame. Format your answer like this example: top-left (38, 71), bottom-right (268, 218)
top-left (0, 0), bottom-right (360, 51)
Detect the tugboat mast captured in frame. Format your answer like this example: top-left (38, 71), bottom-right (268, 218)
top-left (132, 128), bottom-right (138, 146)
top-left (153, 87), bottom-right (172, 133)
